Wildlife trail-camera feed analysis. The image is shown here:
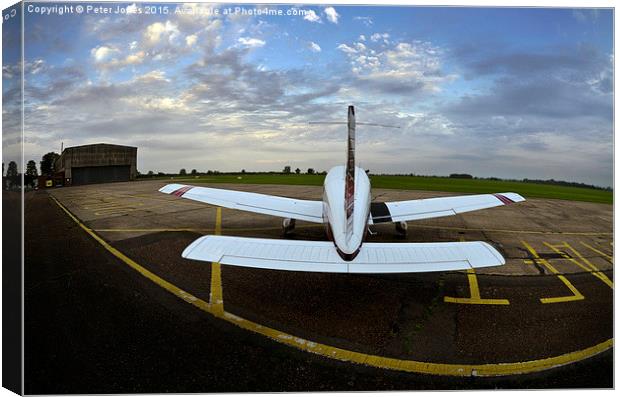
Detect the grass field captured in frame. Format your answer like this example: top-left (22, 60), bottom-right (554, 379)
top-left (151, 174), bottom-right (612, 204)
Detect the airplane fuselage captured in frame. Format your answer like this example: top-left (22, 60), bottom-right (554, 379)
top-left (322, 165), bottom-right (371, 260)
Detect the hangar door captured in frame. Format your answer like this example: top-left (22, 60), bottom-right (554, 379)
top-left (71, 165), bottom-right (130, 185)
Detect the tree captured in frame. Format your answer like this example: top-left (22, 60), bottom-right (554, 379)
top-left (283, 165), bottom-right (291, 174)
top-left (7, 161), bottom-right (18, 177)
top-left (147, 170), bottom-right (154, 176)
top-left (241, 169), bottom-right (246, 174)
top-left (191, 169), bottom-right (197, 175)
top-left (40, 152), bottom-right (60, 176)
top-left (295, 168), bottom-right (301, 174)
top-left (179, 168), bottom-right (187, 176)
top-left (6, 161), bottom-right (19, 189)
top-left (307, 168), bottom-right (315, 175)
top-left (25, 160), bottom-right (38, 188)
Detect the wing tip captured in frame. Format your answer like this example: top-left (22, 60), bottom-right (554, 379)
top-left (159, 183), bottom-right (192, 195)
top-left (495, 192), bottom-right (526, 204)
top-left (476, 241), bottom-right (506, 267)
top-left (159, 183), bottom-right (179, 194)
top-left (182, 235), bottom-right (212, 260)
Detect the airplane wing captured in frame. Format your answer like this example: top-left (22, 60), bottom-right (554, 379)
top-left (182, 235), bottom-right (505, 273)
top-left (159, 183), bottom-right (324, 223)
top-left (369, 192), bottom-right (525, 224)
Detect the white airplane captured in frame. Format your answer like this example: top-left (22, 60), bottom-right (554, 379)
top-left (160, 106), bottom-right (525, 273)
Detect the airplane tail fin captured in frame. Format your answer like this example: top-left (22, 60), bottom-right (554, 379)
top-left (307, 105), bottom-right (399, 240)
top-left (345, 105), bottom-right (355, 238)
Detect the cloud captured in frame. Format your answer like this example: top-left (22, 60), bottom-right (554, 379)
top-left (303, 10), bottom-right (321, 23)
top-left (144, 21), bottom-right (181, 46)
top-left (90, 45), bottom-right (119, 62)
top-left (185, 34), bottom-right (198, 47)
top-left (572, 9), bottom-right (600, 23)
top-left (324, 7), bottom-right (340, 24)
top-left (353, 16), bottom-right (373, 26)
top-left (447, 42), bottom-right (613, 123)
top-left (338, 39), bottom-right (455, 95)
top-left (308, 41), bottom-right (321, 53)
top-left (90, 44), bottom-right (145, 68)
top-left (370, 32), bottom-right (390, 44)
top-left (19, 6), bottom-right (613, 187)
top-left (336, 43), bottom-right (357, 54)
top-left (237, 37), bottom-right (266, 48)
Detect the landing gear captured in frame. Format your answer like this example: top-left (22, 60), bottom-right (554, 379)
top-left (395, 221), bottom-right (408, 236)
top-left (282, 218), bottom-right (296, 236)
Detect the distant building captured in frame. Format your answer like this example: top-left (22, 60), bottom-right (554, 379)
top-left (54, 143), bottom-right (137, 186)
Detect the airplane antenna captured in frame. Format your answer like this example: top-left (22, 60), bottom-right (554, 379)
top-left (309, 121), bottom-right (400, 129)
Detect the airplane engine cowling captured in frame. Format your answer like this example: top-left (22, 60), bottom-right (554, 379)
top-left (282, 218), bottom-right (296, 235)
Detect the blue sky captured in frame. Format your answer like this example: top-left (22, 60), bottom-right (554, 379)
top-left (3, 2), bottom-right (614, 186)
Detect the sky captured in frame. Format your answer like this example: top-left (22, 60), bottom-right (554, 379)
top-left (3, 2), bottom-right (614, 187)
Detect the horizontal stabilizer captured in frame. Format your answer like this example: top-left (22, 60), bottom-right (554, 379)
top-left (182, 235), bottom-right (505, 274)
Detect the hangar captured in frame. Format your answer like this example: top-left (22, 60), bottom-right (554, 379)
top-left (55, 143), bottom-right (137, 186)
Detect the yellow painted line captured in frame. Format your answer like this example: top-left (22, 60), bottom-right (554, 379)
top-left (85, 204), bottom-right (125, 210)
top-left (83, 201), bottom-right (131, 209)
top-left (80, 201), bottom-right (112, 206)
top-left (466, 269), bottom-right (481, 299)
top-left (579, 241), bottom-right (613, 263)
top-left (522, 241), bottom-right (584, 303)
top-left (563, 242), bottom-right (613, 289)
top-left (543, 242), bottom-right (613, 289)
top-left (95, 210), bottom-right (137, 216)
top-left (126, 193), bottom-right (209, 207)
top-left (540, 275), bottom-right (584, 304)
top-left (94, 228), bottom-right (214, 233)
top-left (95, 207), bottom-right (137, 214)
top-left (50, 195), bottom-right (215, 314)
top-left (221, 313), bottom-right (612, 377)
top-left (51, 195), bottom-right (613, 377)
top-left (444, 236), bottom-right (509, 305)
top-left (210, 207), bottom-right (224, 316)
top-left (444, 269), bottom-right (510, 305)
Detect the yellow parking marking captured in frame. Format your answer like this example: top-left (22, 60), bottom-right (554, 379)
top-left (93, 205), bottom-right (136, 212)
top-left (84, 203), bottom-right (125, 210)
top-left (94, 228), bottom-right (213, 233)
top-left (51, 195), bottom-right (613, 377)
top-left (51, 195), bottom-right (214, 312)
top-left (544, 242), bottom-right (613, 289)
top-left (522, 241), bottom-right (584, 303)
top-left (444, 236), bottom-right (509, 305)
top-left (444, 269), bottom-right (510, 305)
top-left (579, 241), bottom-right (613, 263)
top-left (95, 209), bottom-right (138, 216)
top-left (126, 193), bottom-right (208, 207)
top-left (209, 207), bottom-right (224, 316)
